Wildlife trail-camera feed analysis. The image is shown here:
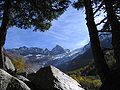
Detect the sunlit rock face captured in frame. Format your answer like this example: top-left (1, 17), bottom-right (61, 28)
top-left (0, 69), bottom-right (31, 90)
top-left (4, 56), bottom-right (16, 72)
top-left (28, 66), bottom-right (85, 90)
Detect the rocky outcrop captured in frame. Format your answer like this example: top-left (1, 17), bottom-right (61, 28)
top-left (17, 75), bottom-right (30, 82)
top-left (28, 66), bottom-right (84, 90)
top-left (17, 75), bottom-right (37, 90)
top-left (4, 55), bottom-right (16, 76)
top-left (0, 69), bottom-right (31, 90)
top-left (4, 56), bottom-right (16, 72)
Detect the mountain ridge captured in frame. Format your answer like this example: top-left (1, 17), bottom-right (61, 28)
top-left (6, 45), bottom-right (69, 56)
top-left (6, 36), bottom-right (112, 73)
top-left (6, 45), bottom-right (85, 73)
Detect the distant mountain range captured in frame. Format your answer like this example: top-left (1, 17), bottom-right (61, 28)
top-left (6, 35), bottom-right (112, 73)
top-left (6, 45), bottom-right (86, 72)
top-left (7, 45), bottom-right (68, 56)
top-left (57, 35), bottom-right (112, 71)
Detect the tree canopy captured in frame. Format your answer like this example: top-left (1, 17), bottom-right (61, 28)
top-left (0, 0), bottom-right (70, 31)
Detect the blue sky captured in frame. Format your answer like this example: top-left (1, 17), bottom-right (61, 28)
top-left (5, 6), bottom-right (90, 50)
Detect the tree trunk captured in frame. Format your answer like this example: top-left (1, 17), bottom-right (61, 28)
top-left (84, 0), bottom-right (110, 82)
top-left (0, 46), bottom-right (4, 68)
top-left (0, 0), bottom-right (11, 69)
top-left (104, 0), bottom-right (120, 67)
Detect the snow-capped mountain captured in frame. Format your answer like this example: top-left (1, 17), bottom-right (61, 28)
top-left (6, 35), bottom-right (112, 73)
top-left (51, 46), bottom-right (89, 67)
top-left (6, 45), bottom-right (86, 72)
top-left (57, 35), bottom-right (112, 71)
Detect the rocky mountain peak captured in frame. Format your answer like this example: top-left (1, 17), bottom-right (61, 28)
top-left (19, 46), bottom-right (28, 50)
top-left (44, 48), bottom-right (50, 55)
top-left (51, 45), bottom-right (66, 55)
top-left (7, 45), bottom-right (69, 56)
top-left (45, 48), bottom-right (49, 51)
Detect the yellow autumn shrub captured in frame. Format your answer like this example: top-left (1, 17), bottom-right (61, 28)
top-left (11, 57), bottom-right (25, 73)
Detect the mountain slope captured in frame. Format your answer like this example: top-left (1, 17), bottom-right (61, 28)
top-left (57, 36), bottom-right (112, 72)
top-left (57, 45), bottom-right (93, 71)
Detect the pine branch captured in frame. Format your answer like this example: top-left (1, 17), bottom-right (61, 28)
top-left (93, 0), bottom-right (104, 15)
top-left (98, 30), bottom-right (111, 32)
top-left (96, 17), bottom-right (107, 26)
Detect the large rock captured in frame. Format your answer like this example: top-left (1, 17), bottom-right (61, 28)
top-left (0, 69), bottom-right (31, 90)
top-left (17, 75), bottom-right (30, 82)
top-left (17, 75), bottom-right (37, 90)
top-left (28, 66), bottom-right (84, 90)
top-left (5, 56), bottom-right (15, 71)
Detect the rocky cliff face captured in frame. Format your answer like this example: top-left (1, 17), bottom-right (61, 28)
top-left (28, 65), bottom-right (84, 90)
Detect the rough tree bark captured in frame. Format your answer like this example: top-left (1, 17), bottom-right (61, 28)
top-left (84, 0), bottom-right (110, 82)
top-left (104, 0), bottom-right (120, 67)
top-left (0, 0), bottom-right (11, 69)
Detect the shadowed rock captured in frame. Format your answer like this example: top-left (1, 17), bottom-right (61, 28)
top-left (0, 69), bottom-right (31, 90)
top-left (28, 65), bottom-right (84, 90)
top-left (17, 75), bottom-right (37, 90)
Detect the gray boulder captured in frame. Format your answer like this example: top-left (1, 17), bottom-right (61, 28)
top-left (4, 56), bottom-right (15, 71)
top-left (28, 65), bottom-right (84, 90)
top-left (0, 69), bottom-right (31, 90)
top-left (17, 75), bottom-right (30, 82)
top-left (17, 75), bottom-right (37, 90)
